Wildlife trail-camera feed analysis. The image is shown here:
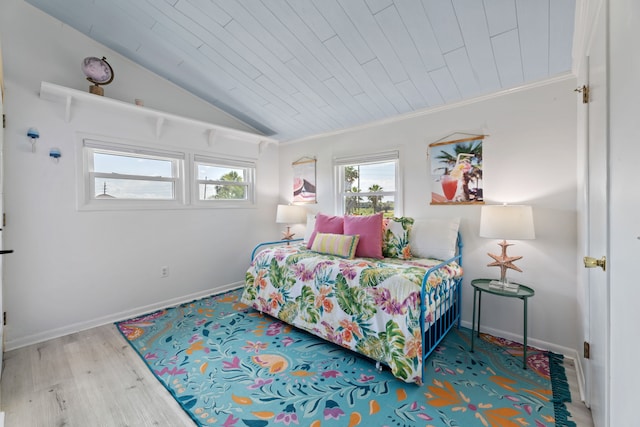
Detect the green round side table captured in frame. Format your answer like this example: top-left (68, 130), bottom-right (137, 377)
top-left (470, 278), bottom-right (535, 369)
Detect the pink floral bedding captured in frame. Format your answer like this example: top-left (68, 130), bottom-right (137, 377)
top-left (241, 243), bottom-right (463, 384)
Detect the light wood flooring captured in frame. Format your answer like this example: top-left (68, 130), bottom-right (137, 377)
top-left (1, 324), bottom-right (594, 426)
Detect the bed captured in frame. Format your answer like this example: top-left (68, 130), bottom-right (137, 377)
top-left (241, 214), bottom-right (463, 385)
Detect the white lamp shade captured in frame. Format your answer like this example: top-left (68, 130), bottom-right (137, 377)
top-left (276, 204), bottom-right (306, 224)
top-left (479, 205), bottom-right (535, 240)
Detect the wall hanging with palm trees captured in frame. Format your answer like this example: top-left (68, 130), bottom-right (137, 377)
top-left (429, 134), bottom-right (484, 205)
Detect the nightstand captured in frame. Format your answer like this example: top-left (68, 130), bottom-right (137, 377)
top-left (470, 278), bottom-right (535, 369)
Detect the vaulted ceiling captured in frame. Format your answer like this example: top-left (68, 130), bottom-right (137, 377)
top-left (26, 0), bottom-right (576, 142)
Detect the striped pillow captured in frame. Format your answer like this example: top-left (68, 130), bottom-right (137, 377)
top-left (310, 233), bottom-right (360, 259)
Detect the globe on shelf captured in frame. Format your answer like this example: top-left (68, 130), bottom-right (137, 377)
top-left (81, 56), bottom-right (114, 96)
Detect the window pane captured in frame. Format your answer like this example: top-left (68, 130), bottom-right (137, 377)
top-left (199, 183), bottom-right (247, 200)
top-left (345, 195), bottom-right (394, 216)
top-left (346, 161), bottom-right (395, 192)
top-left (94, 153), bottom-right (174, 177)
top-left (340, 157), bottom-right (397, 217)
top-left (94, 178), bottom-right (174, 200)
top-left (197, 164), bottom-right (245, 182)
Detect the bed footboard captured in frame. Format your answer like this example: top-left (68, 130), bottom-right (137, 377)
top-left (420, 234), bottom-right (463, 381)
top-left (250, 238), bottom-right (304, 260)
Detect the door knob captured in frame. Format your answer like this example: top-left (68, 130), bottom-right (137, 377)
top-left (584, 256), bottom-right (606, 271)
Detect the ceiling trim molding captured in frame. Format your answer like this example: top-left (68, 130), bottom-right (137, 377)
top-left (282, 73), bottom-right (576, 146)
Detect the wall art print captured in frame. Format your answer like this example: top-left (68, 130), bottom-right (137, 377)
top-left (429, 135), bottom-right (484, 205)
top-left (292, 157), bottom-right (317, 204)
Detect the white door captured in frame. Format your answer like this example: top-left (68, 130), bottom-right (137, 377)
top-left (582, 5), bottom-right (609, 426)
top-left (0, 40), bottom-right (4, 378)
top-left (0, 40), bottom-right (5, 378)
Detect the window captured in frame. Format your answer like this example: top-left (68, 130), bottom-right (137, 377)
top-left (78, 138), bottom-right (257, 210)
top-left (335, 151), bottom-right (400, 217)
top-left (82, 140), bottom-right (184, 207)
top-left (194, 155), bottom-right (255, 204)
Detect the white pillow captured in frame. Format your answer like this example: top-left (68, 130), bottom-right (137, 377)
top-left (303, 213), bottom-right (316, 244)
top-left (409, 218), bottom-right (460, 260)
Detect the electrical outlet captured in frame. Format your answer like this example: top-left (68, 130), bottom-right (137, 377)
top-left (161, 266), bottom-right (169, 278)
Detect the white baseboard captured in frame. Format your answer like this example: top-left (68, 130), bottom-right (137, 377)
top-left (574, 353), bottom-right (588, 405)
top-left (459, 319), bottom-right (580, 361)
top-left (5, 282), bottom-right (244, 351)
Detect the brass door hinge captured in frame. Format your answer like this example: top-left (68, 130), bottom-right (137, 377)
top-left (575, 85), bottom-right (590, 104)
top-left (2, 114), bottom-right (5, 128)
top-left (584, 341), bottom-right (590, 359)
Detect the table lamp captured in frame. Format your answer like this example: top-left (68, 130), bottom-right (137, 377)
top-left (276, 204), bottom-right (306, 240)
top-left (479, 204), bottom-right (535, 290)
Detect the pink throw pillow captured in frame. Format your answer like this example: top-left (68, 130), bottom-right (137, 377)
top-left (344, 212), bottom-right (384, 259)
top-left (306, 213), bottom-right (344, 248)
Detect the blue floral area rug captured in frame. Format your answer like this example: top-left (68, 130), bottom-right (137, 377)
top-left (116, 289), bottom-right (575, 427)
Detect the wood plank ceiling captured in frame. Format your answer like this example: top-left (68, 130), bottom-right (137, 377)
top-left (25, 0), bottom-right (576, 142)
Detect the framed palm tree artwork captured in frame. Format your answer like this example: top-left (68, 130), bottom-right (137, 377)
top-left (429, 134), bottom-right (484, 205)
top-left (292, 157), bottom-right (317, 204)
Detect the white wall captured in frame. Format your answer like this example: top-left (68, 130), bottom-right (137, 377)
top-left (279, 78), bottom-right (579, 354)
top-left (0, 0), bottom-right (280, 349)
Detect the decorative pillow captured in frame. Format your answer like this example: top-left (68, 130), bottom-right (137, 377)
top-left (409, 217), bottom-right (461, 260)
top-left (306, 213), bottom-right (344, 248)
top-left (344, 212), bottom-right (384, 259)
top-left (303, 213), bottom-right (316, 245)
top-left (382, 217), bottom-right (414, 259)
top-left (311, 233), bottom-right (360, 259)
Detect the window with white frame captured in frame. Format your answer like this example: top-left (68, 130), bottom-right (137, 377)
top-left (83, 140), bottom-right (184, 205)
top-left (79, 139), bottom-right (257, 210)
top-left (335, 151), bottom-right (400, 217)
top-left (193, 155), bottom-right (255, 204)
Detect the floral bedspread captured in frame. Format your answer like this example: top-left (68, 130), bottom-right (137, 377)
top-left (241, 243), bottom-right (463, 384)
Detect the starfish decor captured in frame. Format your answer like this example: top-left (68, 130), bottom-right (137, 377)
top-left (487, 240), bottom-right (523, 283)
top-left (281, 226), bottom-right (295, 240)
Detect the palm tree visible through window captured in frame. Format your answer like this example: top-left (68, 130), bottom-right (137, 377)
top-left (214, 171), bottom-right (245, 200)
top-left (367, 184), bottom-right (383, 213)
top-left (337, 154), bottom-right (398, 217)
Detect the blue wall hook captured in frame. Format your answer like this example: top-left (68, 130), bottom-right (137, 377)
top-left (49, 148), bottom-right (61, 163)
top-left (27, 127), bottom-right (40, 152)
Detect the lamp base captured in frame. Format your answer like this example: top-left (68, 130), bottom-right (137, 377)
top-left (489, 280), bottom-right (520, 292)
top-left (281, 226), bottom-right (295, 241)
top-left (487, 240), bottom-right (523, 283)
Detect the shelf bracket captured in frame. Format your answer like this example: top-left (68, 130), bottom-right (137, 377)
top-left (64, 95), bottom-right (72, 122)
top-left (207, 129), bottom-right (217, 147)
top-left (258, 139), bottom-right (276, 154)
top-left (155, 117), bottom-right (165, 139)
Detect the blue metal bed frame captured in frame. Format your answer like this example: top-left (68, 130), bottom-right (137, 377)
top-left (250, 238), bottom-right (304, 261)
top-left (249, 233), bottom-right (463, 384)
top-left (419, 233), bottom-right (463, 381)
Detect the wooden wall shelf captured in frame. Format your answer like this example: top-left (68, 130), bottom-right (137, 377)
top-left (39, 81), bottom-right (277, 148)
